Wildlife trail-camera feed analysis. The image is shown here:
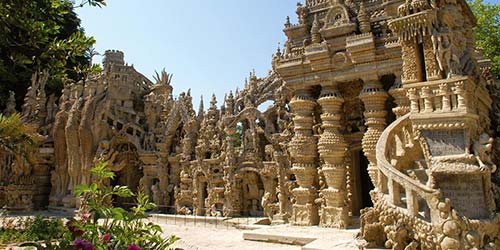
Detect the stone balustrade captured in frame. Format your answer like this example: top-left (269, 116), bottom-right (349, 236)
top-left (376, 114), bottom-right (439, 220)
top-left (406, 77), bottom-right (474, 115)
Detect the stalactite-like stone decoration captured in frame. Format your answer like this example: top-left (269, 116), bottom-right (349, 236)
top-left (388, 74), bottom-right (410, 118)
top-left (317, 84), bottom-right (349, 228)
top-left (360, 79), bottom-right (388, 187)
top-left (288, 88), bottom-right (319, 226)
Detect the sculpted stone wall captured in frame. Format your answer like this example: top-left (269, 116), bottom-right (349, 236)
top-left (1, 0), bottom-right (499, 248)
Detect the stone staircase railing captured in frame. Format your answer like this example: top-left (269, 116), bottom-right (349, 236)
top-left (376, 113), bottom-right (439, 221)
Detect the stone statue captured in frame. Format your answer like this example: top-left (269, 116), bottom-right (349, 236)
top-left (474, 133), bottom-right (497, 173)
top-left (432, 30), bottom-right (453, 78)
top-left (3, 91), bottom-right (16, 116)
top-left (151, 183), bottom-right (161, 209)
top-left (261, 191), bottom-right (272, 218)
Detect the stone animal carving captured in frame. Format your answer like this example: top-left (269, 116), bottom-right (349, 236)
top-left (473, 133), bottom-right (497, 173)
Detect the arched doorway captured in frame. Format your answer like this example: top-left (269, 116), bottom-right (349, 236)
top-left (238, 170), bottom-right (265, 216)
top-left (109, 142), bottom-right (142, 208)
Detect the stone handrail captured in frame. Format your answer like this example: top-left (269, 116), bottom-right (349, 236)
top-left (376, 113), bottom-right (439, 218)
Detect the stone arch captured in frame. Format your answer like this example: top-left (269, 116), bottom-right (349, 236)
top-left (108, 139), bottom-right (142, 208)
top-left (235, 168), bottom-right (266, 216)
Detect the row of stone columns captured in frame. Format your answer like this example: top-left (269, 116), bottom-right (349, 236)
top-left (288, 78), bottom-right (392, 228)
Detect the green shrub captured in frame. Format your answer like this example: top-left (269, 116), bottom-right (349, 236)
top-left (22, 161), bottom-right (178, 250)
top-left (0, 216), bottom-right (65, 244)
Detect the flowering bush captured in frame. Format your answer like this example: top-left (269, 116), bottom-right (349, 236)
top-left (0, 215), bottom-right (66, 244)
top-left (22, 162), bottom-right (178, 250)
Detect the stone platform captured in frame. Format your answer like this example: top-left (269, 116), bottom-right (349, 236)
top-left (149, 214), bottom-right (365, 250)
top-left (148, 213), bottom-right (228, 226)
top-left (243, 225), bottom-right (361, 250)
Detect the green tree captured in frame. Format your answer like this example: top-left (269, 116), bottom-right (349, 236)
top-left (0, 0), bottom-right (103, 111)
top-left (469, 0), bottom-right (500, 79)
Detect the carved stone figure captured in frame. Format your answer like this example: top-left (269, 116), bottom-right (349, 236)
top-left (474, 133), bottom-right (497, 173)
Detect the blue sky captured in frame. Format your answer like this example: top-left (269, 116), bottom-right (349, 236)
top-left (77, 0), bottom-right (298, 108)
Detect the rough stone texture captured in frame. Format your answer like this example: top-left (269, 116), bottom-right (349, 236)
top-left (0, 0), bottom-right (499, 248)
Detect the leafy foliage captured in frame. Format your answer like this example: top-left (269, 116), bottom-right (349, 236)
top-left (74, 0), bottom-right (107, 8)
top-left (0, 113), bottom-right (42, 163)
top-left (23, 162), bottom-right (178, 250)
top-left (0, 0), bottom-right (101, 110)
top-left (469, 0), bottom-right (500, 78)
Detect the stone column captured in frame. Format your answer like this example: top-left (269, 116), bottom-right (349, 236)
top-left (359, 78), bottom-right (388, 188)
top-left (288, 87), bottom-right (319, 226)
top-left (317, 84), bottom-right (349, 228)
top-left (401, 40), bottom-right (420, 84)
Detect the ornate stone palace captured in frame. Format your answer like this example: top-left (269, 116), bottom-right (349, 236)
top-left (1, 0), bottom-right (500, 248)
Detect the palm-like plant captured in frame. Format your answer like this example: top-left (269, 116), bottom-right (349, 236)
top-left (0, 113), bottom-right (42, 164)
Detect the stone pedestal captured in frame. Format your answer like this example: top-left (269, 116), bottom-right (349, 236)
top-left (317, 85), bottom-right (349, 228)
top-left (288, 88), bottom-right (319, 226)
top-left (291, 188), bottom-right (319, 226)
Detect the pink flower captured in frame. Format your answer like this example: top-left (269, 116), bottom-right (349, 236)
top-left (127, 244), bottom-right (141, 250)
top-left (81, 213), bottom-right (92, 220)
top-left (73, 239), bottom-right (94, 250)
top-left (102, 234), bottom-right (111, 243)
top-left (66, 220), bottom-right (84, 236)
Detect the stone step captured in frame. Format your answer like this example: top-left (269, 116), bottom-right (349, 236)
top-left (243, 230), bottom-right (316, 246)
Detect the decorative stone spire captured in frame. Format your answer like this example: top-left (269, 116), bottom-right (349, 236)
top-left (296, 2), bottom-right (308, 25)
top-left (249, 69), bottom-right (257, 82)
top-left (226, 91), bottom-right (234, 115)
top-left (198, 95), bottom-right (205, 119)
top-left (36, 71), bottom-right (48, 125)
top-left (221, 94), bottom-right (227, 115)
top-left (285, 16), bottom-right (291, 28)
top-left (311, 14), bottom-right (322, 44)
top-left (210, 94), bottom-right (217, 110)
top-left (358, 1), bottom-right (371, 33)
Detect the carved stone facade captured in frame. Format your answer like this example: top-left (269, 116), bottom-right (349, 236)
top-left (1, 0), bottom-right (499, 248)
